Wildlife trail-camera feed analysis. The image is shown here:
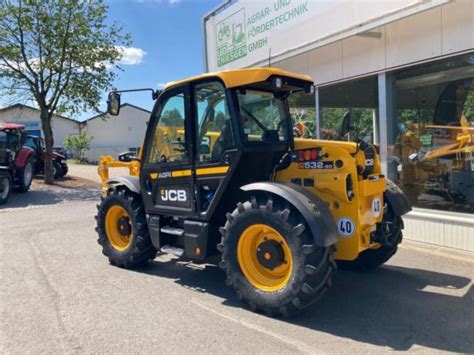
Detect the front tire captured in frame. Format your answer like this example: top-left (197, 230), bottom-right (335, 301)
top-left (218, 194), bottom-right (336, 317)
top-left (0, 172), bottom-right (12, 205)
top-left (52, 160), bottom-right (62, 179)
top-left (96, 188), bottom-right (156, 268)
top-left (58, 162), bottom-right (68, 177)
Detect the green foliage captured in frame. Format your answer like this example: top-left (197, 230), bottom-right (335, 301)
top-left (64, 133), bottom-right (93, 161)
top-left (288, 91), bottom-right (374, 141)
top-left (161, 108), bottom-right (184, 127)
top-left (0, 0), bottom-right (131, 116)
top-left (320, 107), bottom-right (374, 141)
top-left (464, 88), bottom-right (474, 122)
top-left (0, 0), bottom-right (130, 183)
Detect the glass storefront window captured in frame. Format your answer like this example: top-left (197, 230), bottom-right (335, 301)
top-left (319, 76), bottom-right (378, 143)
top-left (389, 53), bottom-right (474, 213)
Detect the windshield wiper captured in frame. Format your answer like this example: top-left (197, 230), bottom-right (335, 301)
top-left (241, 106), bottom-right (268, 132)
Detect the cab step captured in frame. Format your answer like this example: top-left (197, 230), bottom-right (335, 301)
top-left (160, 245), bottom-right (184, 257)
top-left (160, 227), bottom-right (184, 236)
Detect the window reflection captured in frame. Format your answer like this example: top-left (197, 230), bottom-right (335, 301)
top-left (390, 54), bottom-right (474, 213)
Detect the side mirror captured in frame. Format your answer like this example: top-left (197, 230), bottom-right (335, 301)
top-left (340, 111), bottom-right (354, 137)
top-left (118, 151), bottom-right (138, 162)
top-left (107, 92), bottom-right (121, 116)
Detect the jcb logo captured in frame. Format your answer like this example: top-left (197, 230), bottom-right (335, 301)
top-left (161, 189), bottom-right (187, 202)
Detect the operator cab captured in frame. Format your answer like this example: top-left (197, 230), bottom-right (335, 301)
top-left (136, 71), bottom-right (313, 222)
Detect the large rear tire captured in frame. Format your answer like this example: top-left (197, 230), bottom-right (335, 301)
top-left (218, 194), bottom-right (336, 317)
top-left (96, 188), bottom-right (156, 268)
top-left (16, 157), bottom-right (34, 192)
top-left (337, 205), bottom-right (403, 271)
top-left (0, 172), bottom-right (12, 205)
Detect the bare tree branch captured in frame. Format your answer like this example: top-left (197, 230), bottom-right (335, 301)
top-left (0, 58), bottom-right (36, 89)
top-left (48, 2), bottom-right (74, 108)
top-left (15, 0), bottom-right (39, 91)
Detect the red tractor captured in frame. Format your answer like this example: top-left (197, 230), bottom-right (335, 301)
top-left (24, 135), bottom-right (68, 179)
top-left (0, 123), bottom-right (36, 205)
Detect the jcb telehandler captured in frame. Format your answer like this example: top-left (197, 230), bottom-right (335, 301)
top-left (96, 68), bottom-right (411, 317)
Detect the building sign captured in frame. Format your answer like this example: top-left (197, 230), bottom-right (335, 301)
top-left (205, 0), bottom-right (445, 71)
top-left (17, 121), bottom-right (40, 130)
top-left (216, 1), bottom-right (309, 67)
top-left (217, 9), bottom-right (247, 67)
top-left (212, 0), bottom-right (311, 69)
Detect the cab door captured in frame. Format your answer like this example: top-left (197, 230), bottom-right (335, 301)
top-left (192, 80), bottom-right (237, 218)
top-left (140, 85), bottom-right (195, 217)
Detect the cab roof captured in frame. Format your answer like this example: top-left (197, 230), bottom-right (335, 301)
top-left (164, 67), bottom-right (313, 90)
top-left (0, 123), bottom-right (25, 131)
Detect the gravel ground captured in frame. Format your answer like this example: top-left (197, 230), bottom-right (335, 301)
top-left (1, 183), bottom-right (473, 353)
top-left (67, 163), bottom-right (131, 184)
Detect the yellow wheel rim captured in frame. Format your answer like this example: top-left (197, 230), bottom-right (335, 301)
top-left (105, 205), bottom-right (132, 251)
top-left (237, 224), bottom-right (293, 292)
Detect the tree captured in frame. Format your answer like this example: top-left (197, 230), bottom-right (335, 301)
top-left (0, 0), bottom-right (130, 183)
top-left (162, 108), bottom-right (184, 127)
top-left (64, 133), bottom-right (93, 162)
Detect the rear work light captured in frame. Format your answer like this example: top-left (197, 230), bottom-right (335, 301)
top-left (297, 149), bottom-right (320, 162)
top-left (298, 150), bottom-right (306, 161)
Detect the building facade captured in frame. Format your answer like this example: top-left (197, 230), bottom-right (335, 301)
top-left (0, 103), bottom-right (150, 163)
top-left (0, 104), bottom-right (81, 146)
top-left (203, 0), bottom-right (474, 251)
top-left (83, 104), bottom-right (150, 162)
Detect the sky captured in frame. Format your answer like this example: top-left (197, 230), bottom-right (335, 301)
top-left (0, 0), bottom-right (222, 120)
top-left (93, 0), bottom-right (222, 121)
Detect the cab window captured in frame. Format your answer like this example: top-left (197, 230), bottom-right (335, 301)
top-left (195, 81), bottom-right (234, 163)
top-left (146, 92), bottom-right (188, 164)
top-left (23, 137), bottom-right (37, 150)
top-left (8, 133), bottom-right (20, 152)
top-left (236, 89), bottom-right (289, 143)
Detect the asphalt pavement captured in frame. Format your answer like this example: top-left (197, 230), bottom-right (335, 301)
top-left (1, 183), bottom-right (473, 353)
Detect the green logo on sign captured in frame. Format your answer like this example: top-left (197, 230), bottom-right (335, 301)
top-left (216, 8), bottom-right (247, 67)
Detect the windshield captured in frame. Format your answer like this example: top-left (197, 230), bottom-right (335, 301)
top-left (236, 89), bottom-right (290, 143)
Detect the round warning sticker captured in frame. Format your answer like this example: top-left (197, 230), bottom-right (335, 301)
top-left (372, 197), bottom-right (382, 217)
top-left (337, 217), bottom-right (355, 237)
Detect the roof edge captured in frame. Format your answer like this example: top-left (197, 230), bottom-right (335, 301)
top-left (0, 103), bottom-right (79, 123)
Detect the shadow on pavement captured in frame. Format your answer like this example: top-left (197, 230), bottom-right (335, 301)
top-left (0, 186), bottom-right (99, 210)
top-left (135, 258), bottom-right (473, 352)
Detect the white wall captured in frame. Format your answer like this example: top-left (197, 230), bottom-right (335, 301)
top-left (270, 0), bottom-right (474, 85)
top-left (404, 211), bottom-right (474, 251)
top-left (0, 105), bottom-right (80, 146)
top-left (83, 104), bottom-right (150, 162)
